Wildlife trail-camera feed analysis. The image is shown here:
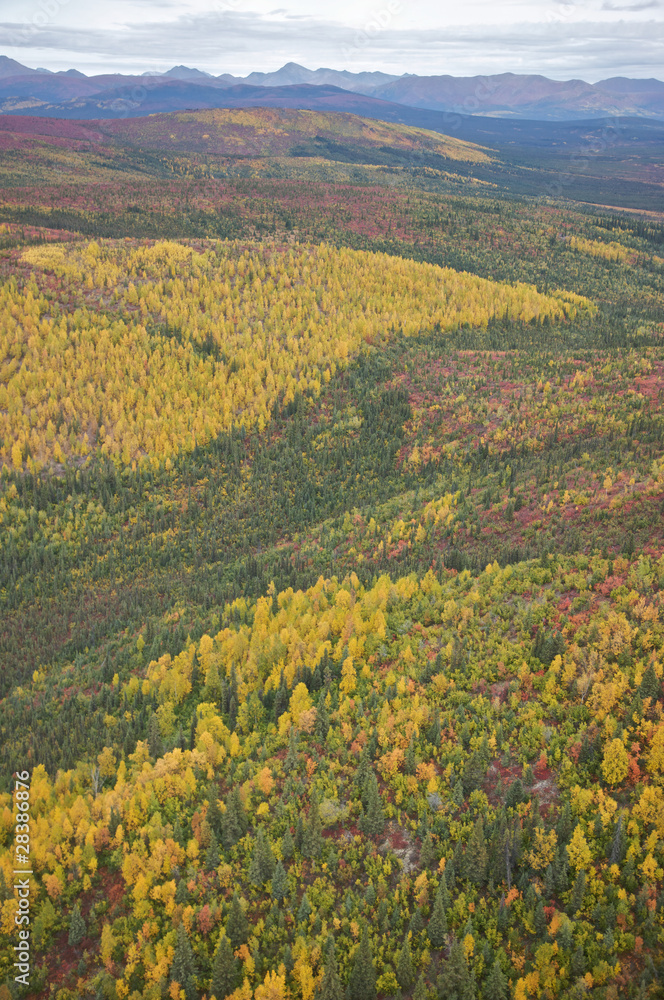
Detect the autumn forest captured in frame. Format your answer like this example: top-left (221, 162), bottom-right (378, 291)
top-left (0, 106), bottom-right (663, 1000)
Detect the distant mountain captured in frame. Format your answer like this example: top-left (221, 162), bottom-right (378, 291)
top-left (237, 61), bottom-right (401, 93)
top-left (369, 72), bottom-right (631, 120)
top-left (163, 65), bottom-right (214, 80)
top-left (0, 58), bottom-right (661, 121)
top-left (0, 56), bottom-right (35, 79)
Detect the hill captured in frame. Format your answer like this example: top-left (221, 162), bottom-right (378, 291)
top-left (0, 85), bottom-right (664, 1000)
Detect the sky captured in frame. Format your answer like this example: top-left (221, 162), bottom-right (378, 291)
top-left (1, 0), bottom-right (662, 82)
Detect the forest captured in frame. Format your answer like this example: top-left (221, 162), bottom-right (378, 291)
top-left (0, 106), bottom-right (663, 1000)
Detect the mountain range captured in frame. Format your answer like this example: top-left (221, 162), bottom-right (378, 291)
top-left (0, 56), bottom-right (662, 122)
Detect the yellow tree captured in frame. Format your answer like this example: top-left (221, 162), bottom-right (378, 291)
top-left (566, 824), bottom-right (592, 873)
top-left (601, 739), bottom-right (629, 786)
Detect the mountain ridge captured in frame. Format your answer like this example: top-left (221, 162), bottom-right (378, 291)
top-left (0, 57), bottom-right (662, 121)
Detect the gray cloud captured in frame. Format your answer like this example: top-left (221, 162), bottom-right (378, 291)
top-left (1, 9), bottom-right (662, 81)
top-left (602, 0), bottom-right (660, 9)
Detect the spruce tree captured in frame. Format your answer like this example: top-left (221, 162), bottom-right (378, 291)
top-left (420, 830), bottom-right (436, 869)
top-left (346, 923), bottom-right (377, 1000)
top-left (271, 860), bottom-right (288, 902)
top-left (285, 726), bottom-right (298, 772)
top-left (206, 792), bottom-right (223, 838)
top-left (170, 922), bottom-right (197, 1000)
top-left (148, 714), bottom-right (162, 759)
top-left (428, 883), bottom-right (449, 948)
top-left (210, 935), bottom-right (238, 1000)
top-left (413, 974), bottom-right (428, 1000)
top-left (205, 832), bottom-right (220, 872)
top-left (226, 893), bottom-right (249, 950)
top-left (68, 903), bottom-right (86, 947)
top-left (396, 934), bottom-right (415, 991)
top-left (316, 943), bottom-right (344, 1000)
top-left (483, 960), bottom-right (507, 1000)
top-left (281, 827), bottom-right (294, 861)
top-left (639, 663), bottom-right (660, 701)
top-left (361, 774), bottom-right (385, 836)
top-left (304, 792), bottom-right (324, 859)
top-left (441, 939), bottom-right (472, 1000)
top-left (571, 944), bottom-right (586, 977)
top-left (221, 787), bottom-right (247, 849)
top-left (297, 892), bottom-right (312, 925)
top-left (249, 827), bottom-right (276, 884)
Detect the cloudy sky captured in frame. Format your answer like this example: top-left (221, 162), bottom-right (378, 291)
top-left (1, 0), bottom-right (662, 81)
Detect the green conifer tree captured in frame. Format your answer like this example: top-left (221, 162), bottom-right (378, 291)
top-left (285, 726), bottom-right (298, 772)
top-left (413, 973), bottom-right (428, 1000)
top-left (396, 934), bottom-right (415, 991)
top-left (346, 923), bottom-right (377, 1000)
top-left (210, 935), bottom-right (238, 1000)
top-left (249, 827), bottom-right (276, 884)
top-left (170, 922), bottom-right (197, 1000)
top-left (316, 943), bottom-right (344, 1000)
top-left (420, 830), bottom-right (436, 868)
top-left (205, 831), bottom-right (220, 872)
top-left (303, 791), bottom-right (324, 859)
top-left (483, 959), bottom-right (507, 1000)
top-left (271, 860), bottom-right (288, 902)
top-left (361, 774), bottom-right (385, 836)
top-left (297, 892), bottom-right (312, 925)
top-left (68, 903), bottom-right (86, 947)
top-left (226, 893), bottom-right (249, 950)
top-left (428, 883), bottom-right (449, 948)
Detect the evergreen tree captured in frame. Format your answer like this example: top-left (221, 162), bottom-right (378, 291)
top-left (303, 791), bottom-right (323, 859)
top-left (639, 663), bottom-right (660, 701)
top-left (205, 832), bottom-right (220, 872)
top-left (249, 827), bottom-right (276, 884)
top-left (413, 974), bottom-right (428, 1000)
top-left (297, 892), bottom-right (312, 925)
top-left (68, 903), bottom-right (86, 947)
top-left (534, 899), bottom-right (547, 938)
top-left (428, 883), bottom-right (449, 948)
top-left (355, 748), bottom-right (371, 797)
top-left (360, 774), bottom-right (385, 836)
top-left (346, 923), bottom-right (377, 1000)
top-left (206, 792), bottom-right (223, 838)
top-left (439, 938), bottom-right (473, 1000)
top-left (571, 944), bottom-right (586, 977)
top-left (281, 827), bottom-right (294, 861)
top-left (148, 714), bottom-right (162, 759)
top-left (465, 818), bottom-right (488, 885)
top-left (271, 860), bottom-right (288, 902)
top-left (420, 830), bottom-right (436, 868)
top-left (294, 814), bottom-right (305, 852)
top-left (210, 935), bottom-right (238, 1000)
top-left (284, 726), bottom-right (298, 772)
top-left (483, 960), bottom-right (507, 1000)
top-left (221, 787), bottom-right (247, 849)
top-left (405, 739), bottom-right (417, 775)
top-left (396, 934), bottom-right (415, 991)
top-left (226, 893), bottom-right (249, 950)
top-left (170, 922), bottom-right (197, 1000)
top-left (316, 943), bottom-right (344, 1000)
top-left (570, 871), bottom-right (586, 914)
